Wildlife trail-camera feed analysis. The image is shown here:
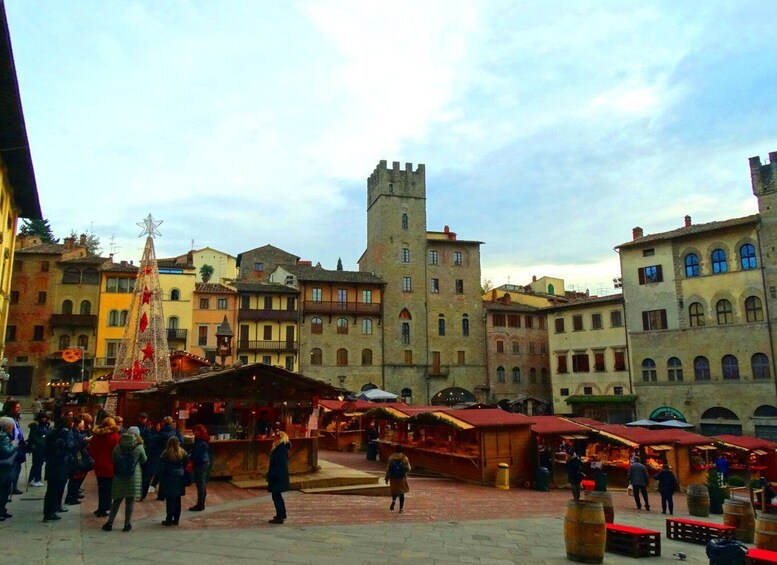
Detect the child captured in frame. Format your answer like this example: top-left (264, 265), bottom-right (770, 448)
top-left (156, 436), bottom-right (188, 526)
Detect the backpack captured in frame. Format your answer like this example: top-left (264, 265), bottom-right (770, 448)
top-left (389, 458), bottom-right (406, 479)
top-left (114, 450), bottom-right (136, 477)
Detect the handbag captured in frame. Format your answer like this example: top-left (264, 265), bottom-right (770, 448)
top-left (0, 450), bottom-right (16, 467)
top-left (75, 448), bottom-right (95, 472)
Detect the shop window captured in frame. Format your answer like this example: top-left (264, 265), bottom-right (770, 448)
top-left (310, 348), bottom-right (322, 365)
top-left (694, 356), bottom-right (711, 381)
top-left (685, 253), bottom-right (700, 277)
top-left (496, 367), bottom-right (505, 382)
top-left (642, 358), bottom-right (657, 382)
top-left (336, 348), bottom-right (348, 366)
top-left (716, 299), bottom-right (733, 325)
top-left (722, 354), bottom-right (740, 380)
top-left (689, 302), bottom-right (705, 327)
top-left (753, 353), bottom-right (771, 380)
top-left (668, 357), bottom-right (683, 381)
top-left (361, 349), bottom-right (373, 366)
top-left (712, 249), bottom-right (728, 273)
top-left (746, 296), bottom-right (764, 322)
top-left (311, 317), bottom-right (323, 334)
top-left (572, 353), bottom-right (589, 373)
top-left (741, 243), bottom-right (757, 270)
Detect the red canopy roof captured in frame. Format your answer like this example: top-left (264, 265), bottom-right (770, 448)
top-left (438, 408), bottom-right (534, 428)
top-left (318, 399), bottom-right (375, 412)
top-left (575, 421), bottom-right (713, 446)
top-left (714, 435), bottom-right (777, 451)
top-left (531, 416), bottom-right (591, 436)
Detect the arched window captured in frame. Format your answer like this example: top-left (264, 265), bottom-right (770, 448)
top-left (336, 317), bottom-right (348, 334)
top-left (362, 319), bottom-right (372, 335)
top-left (170, 289), bottom-right (181, 301)
top-left (77, 335), bottom-right (88, 349)
top-left (82, 268), bottom-right (99, 285)
top-left (512, 367), bottom-right (521, 383)
top-left (741, 243), bottom-right (757, 270)
top-left (716, 299), bottom-right (733, 324)
top-left (401, 387), bottom-right (412, 401)
top-left (310, 348), bottom-right (322, 365)
top-left (685, 253), bottom-right (700, 277)
top-left (361, 382), bottom-right (378, 391)
top-left (401, 213), bottom-right (408, 230)
top-left (336, 348), bottom-right (348, 366)
top-left (361, 349), bottom-right (373, 366)
top-left (462, 314), bottom-right (469, 337)
top-left (79, 300), bottom-right (91, 315)
top-left (62, 267), bottom-right (81, 284)
top-left (754, 405), bottom-right (777, 418)
top-left (722, 354), bottom-right (740, 380)
top-left (529, 368), bottom-right (537, 383)
top-left (689, 302), bottom-right (705, 327)
top-left (59, 335), bottom-right (70, 350)
top-left (541, 368), bottom-right (548, 383)
top-left (667, 357), bottom-right (683, 381)
top-left (108, 310), bottom-right (119, 326)
top-left (168, 316), bottom-right (179, 329)
top-left (701, 407), bottom-right (739, 420)
top-left (642, 358), bottom-right (657, 382)
top-left (401, 248), bottom-right (410, 263)
top-left (694, 356), bottom-right (711, 380)
top-left (746, 296), bottom-right (764, 322)
top-left (438, 314), bottom-right (445, 336)
top-left (120, 310), bottom-right (129, 326)
top-left (712, 249), bottom-right (728, 273)
top-left (496, 366), bottom-right (505, 382)
top-left (62, 299), bottom-right (73, 315)
top-left (311, 317), bottom-right (323, 334)
top-left (753, 353), bottom-right (770, 380)
top-left (548, 283), bottom-right (555, 295)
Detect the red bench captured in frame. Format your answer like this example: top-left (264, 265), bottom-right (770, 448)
top-left (748, 548), bottom-right (777, 564)
top-left (605, 523), bottom-right (661, 558)
top-left (666, 518), bottom-right (736, 545)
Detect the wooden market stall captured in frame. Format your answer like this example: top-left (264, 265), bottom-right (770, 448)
top-left (132, 363), bottom-right (342, 480)
top-left (530, 416), bottom-right (591, 488)
top-left (317, 399), bottom-right (376, 451)
top-left (713, 435), bottom-right (777, 482)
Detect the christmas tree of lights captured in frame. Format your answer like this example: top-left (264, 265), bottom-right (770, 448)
top-left (111, 214), bottom-right (172, 386)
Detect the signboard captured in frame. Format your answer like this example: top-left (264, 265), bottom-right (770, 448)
top-left (62, 348), bottom-right (83, 363)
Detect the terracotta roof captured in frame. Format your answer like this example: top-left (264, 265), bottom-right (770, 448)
top-left (616, 215), bottom-right (759, 249)
top-left (543, 294), bottom-right (623, 312)
top-left (280, 264), bottom-right (384, 285)
top-left (530, 416), bottom-right (592, 436)
top-left (194, 283), bottom-right (235, 294)
top-left (713, 434), bottom-right (777, 451)
top-left (232, 281), bottom-right (298, 294)
top-left (483, 301), bottom-right (539, 313)
top-left (157, 259), bottom-right (195, 269)
top-left (15, 243), bottom-right (64, 255)
top-left (103, 263), bottom-right (138, 273)
top-left (58, 256), bottom-right (109, 265)
top-left (438, 408), bottom-right (534, 428)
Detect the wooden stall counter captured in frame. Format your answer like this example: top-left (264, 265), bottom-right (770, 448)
top-left (209, 436), bottom-right (318, 480)
top-left (319, 429), bottom-right (363, 452)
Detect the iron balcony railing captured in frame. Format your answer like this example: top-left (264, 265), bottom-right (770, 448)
top-left (166, 328), bottom-right (188, 341)
top-left (302, 301), bottom-right (381, 315)
top-left (236, 340), bottom-right (299, 353)
top-left (237, 308), bottom-right (298, 322)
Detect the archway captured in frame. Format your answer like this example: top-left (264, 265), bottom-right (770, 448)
top-left (700, 406), bottom-right (742, 436)
top-left (360, 382), bottom-right (378, 392)
top-left (431, 387), bottom-right (475, 407)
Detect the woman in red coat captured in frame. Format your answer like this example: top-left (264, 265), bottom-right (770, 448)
top-left (89, 417), bottom-right (120, 517)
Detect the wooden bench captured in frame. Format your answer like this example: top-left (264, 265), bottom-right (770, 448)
top-left (747, 548), bottom-right (777, 564)
top-left (666, 518), bottom-right (736, 545)
top-left (605, 523), bottom-right (661, 557)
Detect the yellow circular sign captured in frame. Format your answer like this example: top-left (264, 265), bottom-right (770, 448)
top-left (62, 348), bottom-right (83, 363)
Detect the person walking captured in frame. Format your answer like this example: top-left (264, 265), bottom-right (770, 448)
top-left (627, 456), bottom-right (651, 511)
top-left (188, 424), bottom-right (210, 511)
top-left (26, 412), bottom-right (49, 487)
top-left (654, 463), bottom-right (679, 515)
top-left (102, 426), bottom-right (146, 532)
top-left (89, 416), bottom-right (121, 517)
top-left (566, 451), bottom-right (585, 501)
top-left (156, 436), bottom-right (188, 526)
top-left (716, 455), bottom-right (730, 486)
top-left (2, 400), bottom-right (26, 497)
top-left (266, 427), bottom-right (291, 524)
top-left (42, 416), bottom-right (74, 522)
top-left (0, 416), bottom-right (19, 521)
top-left (384, 444), bottom-right (411, 513)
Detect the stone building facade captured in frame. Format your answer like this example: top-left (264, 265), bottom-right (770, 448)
top-left (236, 244), bottom-right (299, 282)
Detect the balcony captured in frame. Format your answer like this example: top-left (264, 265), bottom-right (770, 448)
top-left (51, 314), bottom-right (97, 329)
top-left (167, 328), bottom-right (188, 342)
top-left (302, 301), bottom-right (381, 315)
top-left (236, 340), bottom-right (298, 353)
top-left (238, 308), bottom-right (298, 322)
top-left (428, 365), bottom-right (450, 378)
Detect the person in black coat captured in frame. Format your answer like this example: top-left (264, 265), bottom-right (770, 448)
top-left (654, 463), bottom-right (679, 515)
top-left (27, 412), bottom-right (49, 486)
top-left (135, 412), bottom-right (155, 501)
top-left (156, 436), bottom-right (189, 526)
top-left (266, 428), bottom-right (291, 524)
top-left (65, 417), bottom-right (91, 505)
top-left (148, 416), bottom-right (182, 501)
top-left (566, 451), bottom-right (585, 501)
top-left (43, 417), bottom-right (75, 522)
top-left (188, 424), bottom-right (210, 511)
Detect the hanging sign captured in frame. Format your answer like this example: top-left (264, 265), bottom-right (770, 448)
top-left (62, 348), bottom-right (83, 363)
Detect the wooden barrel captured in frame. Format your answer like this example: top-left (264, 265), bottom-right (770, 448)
top-left (756, 513), bottom-right (777, 550)
top-left (564, 500), bottom-right (606, 563)
top-left (687, 484), bottom-right (710, 517)
top-left (723, 498), bottom-right (756, 543)
top-left (583, 490), bottom-right (614, 524)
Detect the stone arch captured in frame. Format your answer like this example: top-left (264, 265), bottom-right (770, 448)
top-left (431, 387), bottom-right (475, 406)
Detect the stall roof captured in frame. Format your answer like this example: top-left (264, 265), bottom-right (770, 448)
top-left (574, 421), bottom-right (714, 447)
top-left (319, 399), bottom-right (376, 412)
top-left (531, 416), bottom-right (592, 436)
top-left (435, 408), bottom-right (534, 429)
top-left (713, 435), bottom-right (777, 452)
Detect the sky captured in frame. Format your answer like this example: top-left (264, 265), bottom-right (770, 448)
top-left (6, 1), bottom-right (777, 295)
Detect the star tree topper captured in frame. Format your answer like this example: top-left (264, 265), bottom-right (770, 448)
top-left (137, 214), bottom-right (163, 238)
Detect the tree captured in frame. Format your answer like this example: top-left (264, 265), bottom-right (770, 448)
top-left (68, 230), bottom-right (102, 257)
top-left (199, 264), bottom-right (215, 283)
top-left (19, 218), bottom-right (58, 243)
top-left (336, 257), bottom-right (343, 271)
top-left (481, 278), bottom-right (494, 295)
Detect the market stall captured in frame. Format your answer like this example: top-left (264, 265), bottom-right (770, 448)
top-left (317, 399), bottom-right (376, 451)
top-left (530, 416), bottom-right (591, 488)
top-left (713, 435), bottom-right (777, 482)
top-left (132, 363), bottom-right (342, 480)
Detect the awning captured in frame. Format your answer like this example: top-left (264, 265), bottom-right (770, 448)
top-left (595, 430), bottom-right (639, 448)
top-left (647, 444), bottom-right (673, 451)
top-left (754, 449), bottom-right (770, 456)
top-left (561, 434), bottom-right (589, 440)
top-left (695, 445), bottom-right (717, 451)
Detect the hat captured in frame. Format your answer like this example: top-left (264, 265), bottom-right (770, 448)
top-left (127, 426), bottom-right (141, 437)
top-left (138, 412), bottom-right (148, 419)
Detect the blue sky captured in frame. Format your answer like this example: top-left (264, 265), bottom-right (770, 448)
top-left (6, 1), bottom-right (777, 293)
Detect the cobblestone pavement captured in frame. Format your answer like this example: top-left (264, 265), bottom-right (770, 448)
top-left (2, 449), bottom-right (744, 564)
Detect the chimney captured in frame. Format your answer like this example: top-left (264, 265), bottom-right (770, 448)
top-left (532, 275), bottom-right (537, 282)
top-left (444, 225), bottom-right (449, 233)
top-left (490, 289), bottom-right (496, 302)
top-left (684, 215), bottom-right (692, 228)
top-left (64, 236), bottom-right (75, 251)
top-left (79, 233), bottom-right (87, 247)
top-left (632, 227), bottom-right (643, 240)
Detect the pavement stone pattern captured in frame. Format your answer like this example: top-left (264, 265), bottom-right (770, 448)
top-left (2, 448), bottom-right (748, 564)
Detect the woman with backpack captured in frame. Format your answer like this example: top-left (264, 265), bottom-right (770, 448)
top-left (266, 426), bottom-right (290, 524)
top-left (156, 436), bottom-right (189, 526)
top-left (102, 426), bottom-right (146, 532)
top-left (384, 444), bottom-right (411, 513)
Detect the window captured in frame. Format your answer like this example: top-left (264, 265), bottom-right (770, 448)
top-left (362, 319), bottom-right (373, 335)
top-left (336, 318), bottom-right (349, 334)
top-left (557, 354), bottom-right (568, 373)
top-left (59, 335), bottom-right (70, 350)
top-left (336, 348), bottom-right (348, 366)
top-left (530, 369), bottom-right (537, 383)
top-left (5, 325), bottom-right (15, 341)
top-left (643, 248), bottom-right (655, 257)
top-left (286, 297), bottom-right (296, 311)
top-left (512, 342), bottom-right (520, 354)
top-left (638, 265), bottom-right (663, 284)
top-left (712, 249), bottom-right (728, 273)
top-left (263, 325), bottom-right (272, 340)
top-left (310, 348), bottom-right (322, 365)
top-left (402, 277), bottom-right (412, 292)
top-left (746, 296), bottom-right (764, 322)
top-left (428, 250), bottom-right (438, 265)
top-left (614, 350), bottom-right (626, 371)
top-left (512, 367), bottom-right (521, 383)
top-left (642, 309), bottom-right (668, 330)
top-left (362, 349), bottom-right (373, 366)
top-left (689, 302), bottom-right (705, 327)
top-left (610, 310), bottom-right (623, 327)
top-left (438, 315), bottom-right (446, 336)
top-left (241, 295), bottom-right (250, 309)
top-left (454, 251), bottom-right (462, 265)
top-left (496, 340), bottom-right (504, 353)
top-left (401, 213), bottom-right (408, 230)
top-left (77, 335), bottom-right (88, 349)
top-left (572, 352), bottom-right (590, 372)
top-left (198, 326), bottom-right (208, 346)
top-left (541, 368), bottom-right (548, 383)
top-left (168, 316), bottom-right (179, 330)
top-left (239, 355), bottom-right (249, 365)
top-left (560, 388), bottom-right (569, 396)
top-left (431, 278), bottom-right (439, 293)
top-left (455, 279), bottom-right (464, 294)
top-left (614, 386), bottom-right (624, 396)
top-left (62, 300), bottom-right (73, 315)
top-left (404, 350), bottom-right (412, 364)
top-left (525, 316), bottom-right (533, 329)
top-left (493, 314), bottom-right (506, 327)
top-left (668, 357), bottom-right (683, 381)
top-left (752, 353), bottom-right (770, 380)
top-left (41, 260), bottom-right (49, 272)
top-left (362, 290), bottom-right (372, 304)
top-left (260, 296), bottom-right (271, 310)
top-left (33, 325), bottom-right (44, 341)
top-left (685, 253), bottom-right (700, 277)
top-left (529, 342), bottom-right (535, 354)
top-left (63, 267), bottom-right (81, 284)
top-left (170, 289), bottom-right (180, 301)
top-left (496, 367), bottom-right (505, 382)
top-left (401, 248), bottom-right (410, 263)
top-left (82, 268), bottom-right (99, 285)
top-left (285, 356), bottom-right (294, 371)
top-left (10, 290), bottom-right (18, 304)
top-left (591, 313), bottom-right (602, 330)
top-left (508, 315), bottom-right (520, 328)
top-left (457, 351), bottom-right (465, 365)
top-left (462, 315), bottom-right (469, 337)
top-left (573, 315), bottom-right (583, 331)
top-left (199, 298), bottom-right (210, 309)
top-left (118, 309), bottom-right (128, 327)
top-left (108, 310), bottom-right (119, 326)
top-left (741, 243), bottom-right (757, 270)
top-left (336, 289), bottom-right (347, 306)
top-left (555, 318), bottom-right (565, 333)
top-left (37, 291), bottom-right (46, 304)
top-left (311, 317), bottom-right (323, 334)
top-left (694, 356), bottom-right (711, 381)
top-left (722, 354), bottom-right (740, 380)
top-left (80, 300), bottom-right (91, 315)
top-left (594, 351), bottom-right (605, 371)
top-left (716, 299), bottom-right (733, 325)
top-left (540, 343), bottom-right (547, 354)
top-left (254, 262), bottom-right (264, 272)
top-left (312, 288), bottom-right (322, 302)
top-left (538, 316), bottom-right (545, 330)
top-left (218, 298), bottom-right (228, 309)
top-left (401, 322), bottom-right (410, 344)
top-left (641, 358), bottom-right (657, 382)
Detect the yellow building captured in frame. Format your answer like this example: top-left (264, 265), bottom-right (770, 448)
top-left (94, 261), bottom-right (137, 379)
top-left (158, 255), bottom-right (197, 353)
top-left (173, 247), bottom-right (237, 284)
